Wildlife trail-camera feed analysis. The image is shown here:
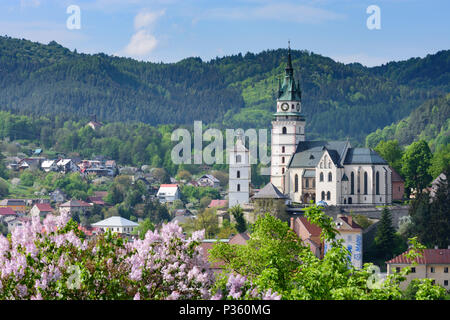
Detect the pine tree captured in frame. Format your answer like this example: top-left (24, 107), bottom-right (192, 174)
top-left (375, 207), bottom-right (396, 260)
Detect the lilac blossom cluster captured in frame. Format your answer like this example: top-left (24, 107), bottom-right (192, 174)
top-left (0, 213), bottom-right (280, 300)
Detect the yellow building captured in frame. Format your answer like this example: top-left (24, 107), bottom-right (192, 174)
top-left (0, 199), bottom-right (27, 213)
top-left (386, 248), bottom-right (450, 290)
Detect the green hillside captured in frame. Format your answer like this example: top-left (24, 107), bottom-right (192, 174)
top-left (0, 36), bottom-right (449, 144)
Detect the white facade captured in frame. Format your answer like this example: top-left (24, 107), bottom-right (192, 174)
top-left (91, 216), bottom-right (138, 235)
top-left (228, 135), bottom-right (251, 208)
top-left (157, 184), bottom-right (181, 203)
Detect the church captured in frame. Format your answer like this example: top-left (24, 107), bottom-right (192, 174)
top-left (270, 47), bottom-right (393, 206)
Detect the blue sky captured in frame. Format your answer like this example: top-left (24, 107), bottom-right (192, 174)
top-left (1, 0), bottom-right (449, 66)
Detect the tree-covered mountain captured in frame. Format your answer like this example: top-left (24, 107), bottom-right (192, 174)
top-left (0, 36), bottom-right (449, 144)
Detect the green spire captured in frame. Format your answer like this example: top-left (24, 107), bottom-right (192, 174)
top-left (277, 42), bottom-right (301, 101)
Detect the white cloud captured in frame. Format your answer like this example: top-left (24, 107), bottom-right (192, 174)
top-left (134, 9), bottom-right (165, 30)
top-left (124, 29), bottom-right (158, 56)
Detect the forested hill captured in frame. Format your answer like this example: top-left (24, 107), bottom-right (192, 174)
top-left (0, 36), bottom-right (449, 144)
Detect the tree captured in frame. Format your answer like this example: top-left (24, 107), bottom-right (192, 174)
top-left (0, 178), bottom-right (9, 198)
top-left (133, 218), bottom-right (155, 240)
top-left (229, 205), bottom-right (247, 233)
top-left (428, 170), bottom-right (450, 248)
top-left (375, 140), bottom-right (403, 173)
top-left (183, 208), bottom-right (219, 239)
top-left (374, 208), bottom-right (404, 260)
top-left (401, 140), bottom-right (433, 195)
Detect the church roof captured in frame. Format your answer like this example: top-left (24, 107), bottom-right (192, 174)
top-left (251, 182), bottom-right (287, 199)
top-left (277, 47), bottom-right (302, 102)
top-left (343, 148), bottom-right (388, 165)
top-left (288, 141), bottom-right (349, 168)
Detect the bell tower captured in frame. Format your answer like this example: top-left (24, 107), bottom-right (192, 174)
top-left (271, 43), bottom-right (305, 192)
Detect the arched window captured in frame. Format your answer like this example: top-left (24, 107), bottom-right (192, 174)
top-left (327, 191), bottom-right (331, 200)
top-left (320, 172), bottom-right (324, 182)
top-left (282, 168), bottom-right (285, 174)
top-left (236, 155), bottom-right (241, 163)
top-left (328, 172), bottom-right (332, 182)
top-left (237, 184), bottom-right (241, 192)
top-left (376, 172), bottom-right (380, 195)
top-left (282, 127), bottom-right (287, 134)
top-left (282, 157), bottom-right (285, 163)
top-left (305, 179), bottom-right (309, 188)
top-left (282, 146), bottom-right (285, 153)
top-left (350, 172), bottom-right (355, 195)
top-left (364, 172), bottom-right (368, 195)
top-left (348, 197), bottom-right (352, 204)
top-left (294, 174), bottom-right (299, 192)
top-left (237, 170), bottom-right (240, 178)
top-left (321, 191), bottom-right (325, 200)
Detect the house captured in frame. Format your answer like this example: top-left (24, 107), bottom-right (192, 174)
top-left (197, 174), bottom-right (220, 188)
top-left (59, 199), bottom-right (92, 216)
top-left (87, 119), bottom-right (103, 131)
top-left (18, 158), bottom-right (42, 171)
top-left (87, 196), bottom-right (106, 206)
top-left (290, 216), bottom-right (323, 258)
top-left (391, 167), bottom-right (405, 201)
top-left (49, 188), bottom-right (67, 203)
top-left (7, 217), bottom-right (31, 233)
top-left (30, 203), bottom-right (54, 218)
top-left (157, 184), bottom-right (181, 203)
top-left (386, 248), bottom-right (450, 290)
top-left (229, 232), bottom-right (250, 245)
top-left (0, 199), bottom-right (27, 213)
top-left (208, 199), bottom-right (228, 208)
top-left (56, 159), bottom-right (79, 173)
top-left (41, 160), bottom-right (58, 172)
top-left (91, 216), bottom-right (139, 235)
top-left (0, 207), bottom-right (18, 223)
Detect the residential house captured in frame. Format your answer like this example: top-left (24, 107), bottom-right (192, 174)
top-left (59, 199), bottom-right (92, 216)
top-left (30, 203), bottom-right (54, 218)
top-left (208, 199), bottom-right (228, 209)
top-left (197, 174), bottom-right (220, 188)
top-left (171, 209), bottom-right (194, 225)
top-left (157, 184), bottom-right (181, 203)
top-left (0, 207), bottom-right (18, 223)
top-left (386, 248), bottom-right (450, 290)
top-left (290, 216), bottom-right (323, 258)
top-left (7, 217), bottom-right (31, 233)
top-left (87, 118), bottom-right (103, 131)
top-left (391, 167), bottom-right (405, 201)
top-left (18, 158), bottom-right (42, 171)
top-left (91, 216), bottom-right (138, 235)
top-left (41, 160), bottom-right (58, 172)
top-left (0, 199), bottom-right (27, 213)
top-left (50, 188), bottom-right (67, 203)
top-left (56, 159), bottom-right (80, 173)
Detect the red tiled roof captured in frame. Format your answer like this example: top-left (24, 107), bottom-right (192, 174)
top-left (0, 207), bottom-right (16, 216)
top-left (208, 199), bottom-right (228, 208)
top-left (60, 199), bottom-right (92, 207)
top-left (386, 249), bottom-right (450, 265)
top-left (160, 184), bottom-right (179, 188)
top-left (391, 167), bottom-right (404, 182)
top-left (339, 216), bottom-right (363, 230)
top-left (34, 203), bottom-right (53, 212)
top-left (297, 217), bottom-right (322, 237)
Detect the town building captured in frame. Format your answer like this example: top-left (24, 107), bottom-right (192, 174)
top-left (59, 199), bottom-right (92, 216)
top-left (157, 184), bottom-right (181, 203)
top-left (197, 174), bottom-right (220, 188)
top-left (41, 160), bottom-right (58, 172)
top-left (91, 216), bottom-right (139, 235)
top-left (386, 248), bottom-right (450, 290)
top-left (391, 167), bottom-right (405, 201)
top-left (228, 133), bottom-right (251, 208)
top-left (270, 47), bottom-right (392, 206)
top-left (30, 203), bottom-right (54, 218)
top-left (49, 188), bottom-right (67, 203)
top-left (0, 199), bottom-right (27, 213)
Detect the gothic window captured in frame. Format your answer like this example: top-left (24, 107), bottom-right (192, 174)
top-left (328, 162), bottom-right (331, 168)
top-left (236, 155), bottom-right (241, 163)
top-left (282, 168), bottom-right (285, 174)
top-left (320, 162), bottom-right (323, 169)
top-left (237, 170), bottom-right (240, 178)
top-left (237, 184), bottom-right (241, 192)
top-left (376, 171), bottom-right (380, 195)
top-left (305, 179), bottom-right (309, 188)
top-left (294, 174), bottom-right (299, 192)
top-left (350, 172), bottom-right (355, 195)
top-left (328, 172), bottom-right (332, 182)
top-left (321, 191), bottom-right (325, 200)
top-left (348, 197), bottom-right (352, 204)
top-left (364, 172), bottom-right (368, 195)
top-left (282, 127), bottom-right (287, 134)
top-left (320, 172), bottom-right (324, 182)
top-left (282, 157), bottom-right (285, 163)
top-left (327, 191), bottom-right (331, 200)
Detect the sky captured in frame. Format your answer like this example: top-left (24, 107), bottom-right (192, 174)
top-left (1, 0), bottom-right (449, 66)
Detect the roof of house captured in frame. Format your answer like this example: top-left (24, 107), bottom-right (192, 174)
top-left (91, 216), bottom-right (139, 228)
top-left (386, 249), bottom-right (450, 265)
top-left (208, 199), bottom-right (228, 208)
top-left (288, 141), bottom-right (349, 168)
top-left (343, 148), bottom-right (388, 165)
top-left (57, 159), bottom-right (73, 166)
top-left (337, 215), bottom-right (363, 230)
top-left (295, 217), bottom-right (322, 238)
top-left (391, 167), bottom-right (404, 182)
top-left (229, 232), bottom-right (250, 245)
top-left (41, 160), bottom-right (56, 167)
top-left (0, 207), bottom-right (17, 216)
top-left (251, 182), bottom-right (287, 199)
top-left (198, 174), bottom-right (220, 182)
top-left (171, 215), bottom-right (195, 224)
top-left (33, 203), bottom-right (53, 212)
top-left (157, 184), bottom-right (180, 197)
top-left (60, 199), bottom-right (91, 207)
top-left (0, 199), bottom-right (26, 206)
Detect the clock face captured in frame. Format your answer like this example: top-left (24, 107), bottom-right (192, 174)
top-left (281, 103), bottom-right (289, 111)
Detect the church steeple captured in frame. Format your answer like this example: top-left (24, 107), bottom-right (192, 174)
top-left (285, 41), bottom-right (293, 77)
top-left (277, 42), bottom-right (301, 101)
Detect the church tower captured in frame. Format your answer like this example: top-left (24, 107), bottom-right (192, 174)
top-left (228, 133), bottom-right (251, 208)
top-left (271, 44), bottom-right (305, 193)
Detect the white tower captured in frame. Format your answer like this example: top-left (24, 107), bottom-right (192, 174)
top-left (271, 45), bottom-right (305, 193)
top-left (228, 133), bottom-right (251, 208)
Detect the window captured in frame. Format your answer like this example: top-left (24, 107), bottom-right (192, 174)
top-left (364, 172), bottom-right (368, 195)
top-left (348, 197), bottom-right (352, 204)
top-left (321, 191), bottom-right (325, 200)
top-left (312, 179), bottom-right (315, 188)
top-left (430, 267), bottom-right (435, 273)
top-left (396, 267), bottom-right (401, 273)
top-left (320, 172), bottom-right (324, 182)
top-left (445, 280), bottom-right (448, 286)
top-left (237, 170), bottom-right (240, 178)
top-left (236, 155), bottom-right (242, 163)
top-left (376, 171), bottom-right (380, 195)
top-left (328, 162), bottom-right (331, 169)
top-left (327, 191), bottom-right (331, 200)
top-left (350, 172), bottom-right (355, 194)
top-left (282, 157), bottom-right (285, 163)
top-left (411, 267), bottom-right (416, 273)
top-left (282, 127), bottom-right (287, 134)
top-left (305, 179), bottom-right (309, 188)
top-left (328, 172), bottom-right (332, 182)
top-left (282, 146), bottom-right (285, 153)
top-left (237, 184), bottom-right (240, 192)
top-left (294, 174), bottom-right (299, 192)
top-left (445, 267), bottom-right (448, 273)
top-left (282, 168), bottom-right (285, 174)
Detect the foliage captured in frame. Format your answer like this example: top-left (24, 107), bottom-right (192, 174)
top-left (229, 205), bottom-right (247, 233)
top-left (132, 218), bottom-right (155, 240)
top-left (374, 208), bottom-right (398, 260)
top-left (374, 140), bottom-right (404, 173)
top-left (401, 140), bottom-right (433, 194)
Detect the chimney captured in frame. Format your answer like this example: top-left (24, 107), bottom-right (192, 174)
top-left (290, 217), bottom-right (294, 230)
top-left (348, 215), bottom-right (353, 226)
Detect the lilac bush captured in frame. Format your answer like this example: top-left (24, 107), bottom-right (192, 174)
top-left (0, 213), bottom-right (280, 300)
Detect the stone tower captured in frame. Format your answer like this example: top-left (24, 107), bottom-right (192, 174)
top-left (228, 133), bottom-right (251, 208)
